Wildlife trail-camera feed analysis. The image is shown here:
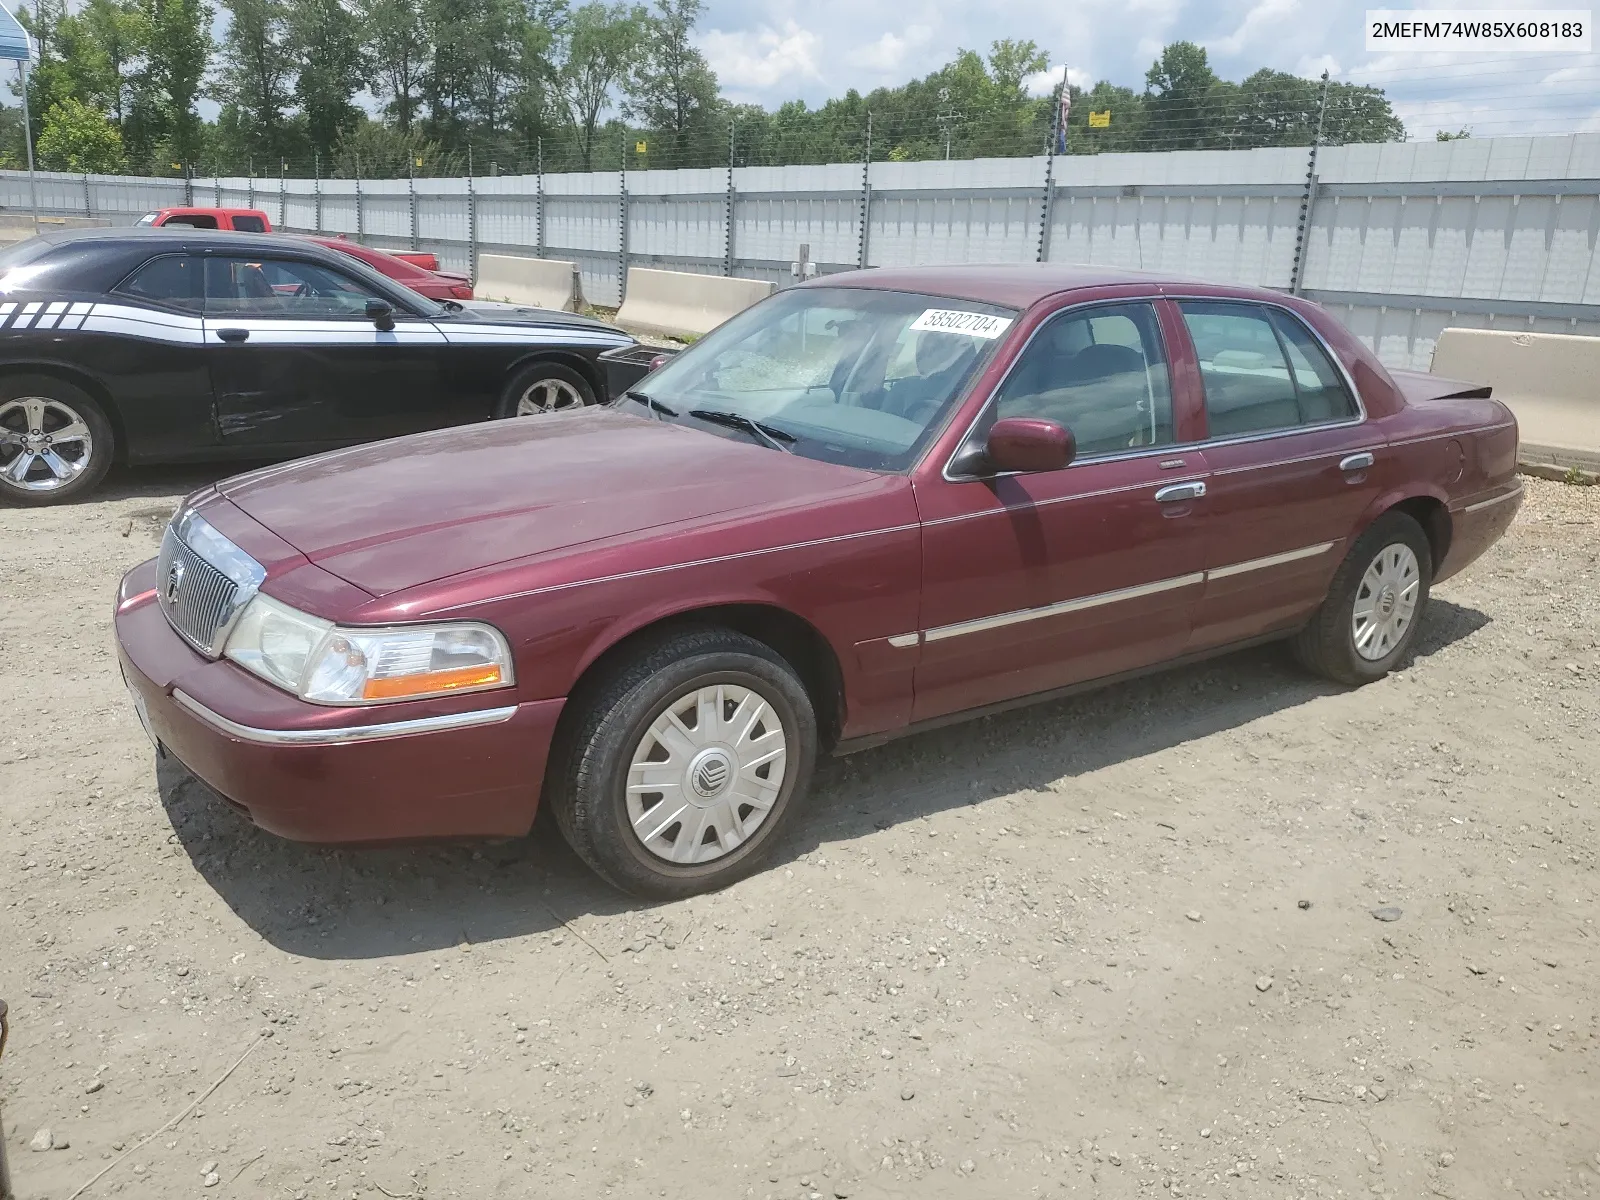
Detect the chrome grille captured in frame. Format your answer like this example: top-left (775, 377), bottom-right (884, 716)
top-left (156, 511), bottom-right (266, 658)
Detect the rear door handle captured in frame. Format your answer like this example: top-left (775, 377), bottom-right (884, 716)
top-left (1340, 452), bottom-right (1375, 471)
top-left (216, 328), bottom-right (250, 343)
top-left (1154, 481), bottom-right (1206, 503)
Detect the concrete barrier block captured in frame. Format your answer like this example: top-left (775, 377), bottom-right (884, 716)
top-left (1431, 328), bottom-right (1600, 466)
top-left (614, 268), bottom-right (775, 338)
top-left (475, 254), bottom-right (580, 311)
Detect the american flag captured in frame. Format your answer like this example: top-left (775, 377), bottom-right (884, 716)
top-left (1056, 73), bottom-right (1070, 154)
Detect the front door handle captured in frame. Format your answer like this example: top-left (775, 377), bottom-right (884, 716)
top-left (1340, 452), bottom-right (1375, 472)
top-left (216, 328), bottom-right (250, 343)
top-left (1154, 481), bottom-right (1207, 503)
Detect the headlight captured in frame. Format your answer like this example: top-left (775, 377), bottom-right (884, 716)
top-left (223, 594), bottom-right (514, 705)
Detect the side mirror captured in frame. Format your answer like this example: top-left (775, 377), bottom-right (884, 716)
top-left (983, 416), bottom-right (1075, 474)
top-left (366, 298), bottom-right (396, 331)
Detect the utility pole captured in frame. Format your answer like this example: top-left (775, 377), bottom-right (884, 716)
top-left (1038, 67), bottom-right (1067, 263)
top-left (857, 111), bottom-right (873, 269)
top-left (1290, 70), bottom-right (1331, 295)
top-left (535, 137), bottom-right (545, 258)
top-left (723, 120), bottom-right (736, 276)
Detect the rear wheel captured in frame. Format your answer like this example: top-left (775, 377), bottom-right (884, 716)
top-left (495, 361), bottom-right (595, 418)
top-left (1292, 511), bottom-right (1433, 685)
top-left (545, 628), bottom-right (817, 898)
top-left (0, 375), bottom-right (114, 505)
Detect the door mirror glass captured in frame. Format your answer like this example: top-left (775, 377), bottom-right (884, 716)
top-left (366, 298), bottom-right (395, 330)
top-left (986, 417), bottom-right (1075, 473)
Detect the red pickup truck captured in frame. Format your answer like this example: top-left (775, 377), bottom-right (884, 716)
top-left (132, 208), bottom-right (470, 299)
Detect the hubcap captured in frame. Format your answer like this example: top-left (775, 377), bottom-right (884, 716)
top-left (0, 396), bottom-right (93, 492)
top-left (514, 378), bottom-right (584, 416)
top-left (1352, 542), bottom-right (1421, 661)
top-left (626, 682), bottom-right (787, 865)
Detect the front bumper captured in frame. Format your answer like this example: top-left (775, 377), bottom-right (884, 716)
top-left (115, 558), bottom-right (564, 844)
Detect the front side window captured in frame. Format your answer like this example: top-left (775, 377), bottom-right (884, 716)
top-left (988, 301), bottom-right (1174, 457)
top-left (1180, 302), bottom-right (1358, 436)
top-left (163, 214), bottom-right (218, 229)
top-left (635, 287), bottom-right (1016, 471)
top-left (203, 257), bottom-right (389, 317)
top-left (231, 214), bottom-right (267, 233)
top-left (116, 254), bottom-right (204, 311)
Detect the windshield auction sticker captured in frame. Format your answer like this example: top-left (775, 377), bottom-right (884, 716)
top-left (910, 309), bottom-right (1014, 339)
top-left (1366, 9), bottom-right (1590, 51)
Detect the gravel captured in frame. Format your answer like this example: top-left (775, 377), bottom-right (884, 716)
top-left (1, 470), bottom-right (1597, 1198)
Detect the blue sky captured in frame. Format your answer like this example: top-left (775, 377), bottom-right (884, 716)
top-left (695, 0), bottom-right (1600, 139)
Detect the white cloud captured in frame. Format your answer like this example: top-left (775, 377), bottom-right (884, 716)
top-left (700, 19), bottom-right (824, 94)
top-left (1296, 53), bottom-right (1341, 78)
top-left (1023, 64), bottom-right (1093, 97)
top-left (847, 25), bottom-right (933, 72)
top-left (1210, 0), bottom-right (1299, 56)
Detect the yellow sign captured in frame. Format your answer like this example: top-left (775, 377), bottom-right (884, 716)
top-left (170, 162), bottom-right (182, 170)
top-left (635, 140), bottom-right (648, 154)
top-left (414, 156), bottom-right (424, 167)
top-left (1088, 110), bottom-right (1111, 128)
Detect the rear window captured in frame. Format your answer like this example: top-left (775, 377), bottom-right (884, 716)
top-left (232, 214), bottom-right (267, 233)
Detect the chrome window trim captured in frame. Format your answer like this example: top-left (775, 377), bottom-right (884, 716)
top-left (172, 690), bottom-right (518, 746)
top-left (940, 294), bottom-right (1371, 484)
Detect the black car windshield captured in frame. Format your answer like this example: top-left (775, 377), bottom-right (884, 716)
top-left (635, 286), bottom-right (1017, 471)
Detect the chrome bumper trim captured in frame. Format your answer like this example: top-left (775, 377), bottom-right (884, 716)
top-left (1464, 485), bottom-right (1524, 514)
top-left (171, 690), bottom-right (518, 746)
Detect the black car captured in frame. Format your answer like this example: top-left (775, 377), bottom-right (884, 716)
top-left (0, 227), bottom-right (652, 505)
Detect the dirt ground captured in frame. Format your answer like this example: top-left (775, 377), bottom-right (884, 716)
top-left (2, 469), bottom-right (1597, 1200)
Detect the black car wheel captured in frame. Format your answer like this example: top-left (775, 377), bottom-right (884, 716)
top-left (545, 628), bottom-right (817, 899)
top-left (0, 374), bottom-right (115, 505)
top-left (1292, 511), bottom-right (1433, 685)
top-left (495, 362), bottom-right (596, 418)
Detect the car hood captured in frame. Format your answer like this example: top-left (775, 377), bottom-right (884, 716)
top-left (216, 409), bottom-right (882, 596)
top-left (447, 300), bottom-right (622, 335)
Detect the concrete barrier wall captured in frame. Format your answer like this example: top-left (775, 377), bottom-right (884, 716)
top-left (614, 268), bottom-right (775, 338)
top-left (1431, 328), bottom-right (1600, 469)
top-left (475, 254), bottom-right (580, 311)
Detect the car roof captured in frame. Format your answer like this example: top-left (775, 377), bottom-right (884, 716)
top-left (803, 262), bottom-right (1281, 309)
top-left (155, 207), bottom-right (269, 216)
top-left (33, 225), bottom-right (328, 258)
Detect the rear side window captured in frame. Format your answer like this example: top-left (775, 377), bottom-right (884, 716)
top-left (231, 215), bottom-right (267, 233)
top-left (116, 254), bottom-right (204, 311)
top-left (1179, 302), bottom-right (1358, 437)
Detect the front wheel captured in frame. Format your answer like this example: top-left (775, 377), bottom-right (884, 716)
top-left (495, 361), bottom-right (596, 418)
top-left (0, 375), bottom-right (115, 505)
top-left (1292, 511), bottom-right (1433, 685)
top-left (545, 628), bottom-right (817, 899)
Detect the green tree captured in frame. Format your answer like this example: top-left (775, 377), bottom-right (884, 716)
top-left (1436, 126), bottom-right (1471, 141)
top-left (133, 0), bottom-right (213, 167)
top-left (359, 0), bottom-right (427, 132)
top-left (1142, 41), bottom-right (1218, 151)
top-left (559, 1), bottom-right (644, 169)
top-left (211, 0), bottom-right (294, 162)
top-left (288, 0), bottom-right (365, 160)
top-left (37, 94), bottom-right (127, 171)
top-left (1068, 80), bottom-right (1145, 153)
top-left (624, 0), bottom-right (718, 165)
top-left (83, 0), bottom-right (148, 127)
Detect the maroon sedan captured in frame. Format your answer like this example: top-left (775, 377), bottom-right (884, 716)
top-left (301, 235), bottom-right (475, 301)
top-left (115, 264), bottom-right (1521, 897)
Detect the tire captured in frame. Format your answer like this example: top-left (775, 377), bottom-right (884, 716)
top-left (545, 628), bottom-right (818, 899)
top-left (494, 361), bottom-right (596, 418)
top-left (0, 374), bottom-right (115, 506)
top-left (1292, 511), bottom-right (1433, 686)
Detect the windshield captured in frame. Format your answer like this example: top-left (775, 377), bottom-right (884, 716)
top-left (635, 286), bottom-right (1016, 471)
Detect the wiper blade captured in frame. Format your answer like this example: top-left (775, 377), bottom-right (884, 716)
top-left (625, 390), bottom-right (678, 418)
top-left (688, 408), bottom-right (795, 453)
